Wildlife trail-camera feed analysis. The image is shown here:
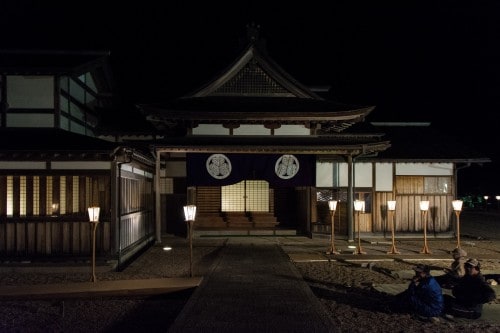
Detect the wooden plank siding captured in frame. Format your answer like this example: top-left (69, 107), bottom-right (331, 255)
top-left (0, 177), bottom-right (6, 221)
top-left (316, 172), bottom-right (455, 236)
top-left (0, 174), bottom-right (112, 258)
top-left (119, 211), bottom-right (154, 249)
top-left (373, 192), bottom-right (453, 233)
top-left (196, 186), bottom-right (221, 214)
top-left (117, 166), bottom-right (155, 261)
top-left (194, 186), bottom-right (225, 228)
top-left (1, 219), bottom-right (111, 257)
top-left (373, 192), bottom-right (395, 233)
top-left (358, 213), bottom-right (371, 232)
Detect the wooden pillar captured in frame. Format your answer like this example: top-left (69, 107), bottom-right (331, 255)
top-left (155, 150), bottom-right (162, 244)
top-left (347, 155), bottom-right (354, 242)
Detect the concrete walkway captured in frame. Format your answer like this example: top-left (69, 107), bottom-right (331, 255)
top-left (168, 242), bottom-right (335, 333)
top-left (166, 210), bottom-right (500, 332)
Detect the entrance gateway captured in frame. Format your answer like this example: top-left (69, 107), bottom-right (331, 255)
top-left (143, 26), bottom-right (390, 238)
top-left (141, 26), bottom-right (483, 240)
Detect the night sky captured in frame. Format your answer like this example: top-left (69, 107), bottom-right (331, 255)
top-left (2, 1), bottom-right (500, 195)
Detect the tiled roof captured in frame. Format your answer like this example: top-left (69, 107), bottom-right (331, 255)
top-left (143, 96), bottom-right (372, 114)
top-left (186, 43), bottom-right (321, 99)
top-left (0, 128), bottom-right (116, 155)
top-left (151, 135), bottom-right (391, 156)
top-left (139, 37), bottom-right (374, 134)
top-left (0, 128), bottom-right (154, 164)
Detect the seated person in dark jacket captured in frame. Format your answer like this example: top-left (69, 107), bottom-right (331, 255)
top-left (435, 247), bottom-right (467, 289)
top-left (444, 258), bottom-right (497, 319)
top-left (395, 264), bottom-right (444, 319)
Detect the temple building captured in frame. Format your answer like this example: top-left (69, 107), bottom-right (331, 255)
top-left (0, 29), bottom-right (489, 266)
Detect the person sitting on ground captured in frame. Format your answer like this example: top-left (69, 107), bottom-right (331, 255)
top-left (444, 258), bottom-right (497, 319)
top-left (394, 264), bottom-right (444, 320)
top-left (435, 247), bottom-right (467, 289)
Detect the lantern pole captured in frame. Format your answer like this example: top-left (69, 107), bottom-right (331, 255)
top-left (452, 200), bottom-right (463, 248)
top-left (326, 200), bottom-right (339, 255)
top-left (387, 200), bottom-right (400, 254)
top-left (419, 201), bottom-right (431, 254)
top-left (183, 205), bottom-right (197, 277)
top-left (353, 200), bottom-right (366, 255)
top-left (88, 207), bottom-right (100, 282)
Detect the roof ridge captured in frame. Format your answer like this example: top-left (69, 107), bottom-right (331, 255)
top-left (183, 30), bottom-right (322, 100)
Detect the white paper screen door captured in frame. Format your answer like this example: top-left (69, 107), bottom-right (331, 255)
top-left (221, 180), bottom-right (269, 212)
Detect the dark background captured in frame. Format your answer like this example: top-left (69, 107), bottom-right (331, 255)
top-left (1, 0), bottom-right (499, 196)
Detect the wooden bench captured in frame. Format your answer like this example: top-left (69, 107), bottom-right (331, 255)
top-left (0, 277), bottom-right (203, 316)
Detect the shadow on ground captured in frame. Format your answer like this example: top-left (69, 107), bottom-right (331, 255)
top-left (103, 288), bottom-right (194, 333)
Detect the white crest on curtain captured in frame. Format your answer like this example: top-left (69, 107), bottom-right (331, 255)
top-left (275, 154), bottom-right (299, 179)
top-left (206, 154), bottom-right (232, 179)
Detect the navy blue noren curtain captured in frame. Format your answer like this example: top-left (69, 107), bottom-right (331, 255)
top-left (186, 153), bottom-right (315, 187)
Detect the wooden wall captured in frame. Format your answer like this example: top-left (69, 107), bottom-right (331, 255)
top-left (116, 163), bottom-right (155, 266)
top-left (373, 192), bottom-right (453, 233)
top-left (0, 174), bottom-right (112, 258)
top-left (0, 219), bottom-right (111, 256)
top-left (196, 186), bottom-right (221, 214)
top-left (314, 183), bottom-right (454, 235)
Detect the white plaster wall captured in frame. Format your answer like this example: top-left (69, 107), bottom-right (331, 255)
top-left (396, 163), bottom-right (453, 176)
top-left (7, 113), bottom-right (54, 127)
top-left (193, 124), bottom-right (229, 135)
top-left (51, 161), bottom-right (111, 170)
top-left (164, 161), bottom-right (186, 177)
top-left (354, 163), bottom-right (372, 187)
top-left (274, 125), bottom-right (310, 136)
top-left (7, 75), bottom-right (54, 108)
top-left (316, 161), bottom-right (333, 187)
top-left (234, 124), bottom-right (269, 135)
top-left (375, 163), bottom-right (393, 191)
top-left (337, 162), bottom-right (372, 187)
top-left (0, 162), bottom-right (46, 170)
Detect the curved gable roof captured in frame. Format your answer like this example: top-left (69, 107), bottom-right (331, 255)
top-left (187, 44), bottom-right (322, 99)
top-left (139, 26), bottom-right (375, 134)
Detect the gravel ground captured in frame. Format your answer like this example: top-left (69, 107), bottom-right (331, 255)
top-left (295, 254), bottom-right (500, 333)
top-left (1, 211), bottom-right (499, 333)
top-left (0, 240), bottom-right (224, 333)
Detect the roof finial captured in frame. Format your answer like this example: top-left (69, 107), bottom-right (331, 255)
top-left (246, 22), bottom-right (260, 43)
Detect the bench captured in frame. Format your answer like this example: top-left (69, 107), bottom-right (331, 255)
top-left (0, 277), bottom-right (203, 316)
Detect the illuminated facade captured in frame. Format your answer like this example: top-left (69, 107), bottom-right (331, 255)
top-left (0, 34), bottom-right (490, 264)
